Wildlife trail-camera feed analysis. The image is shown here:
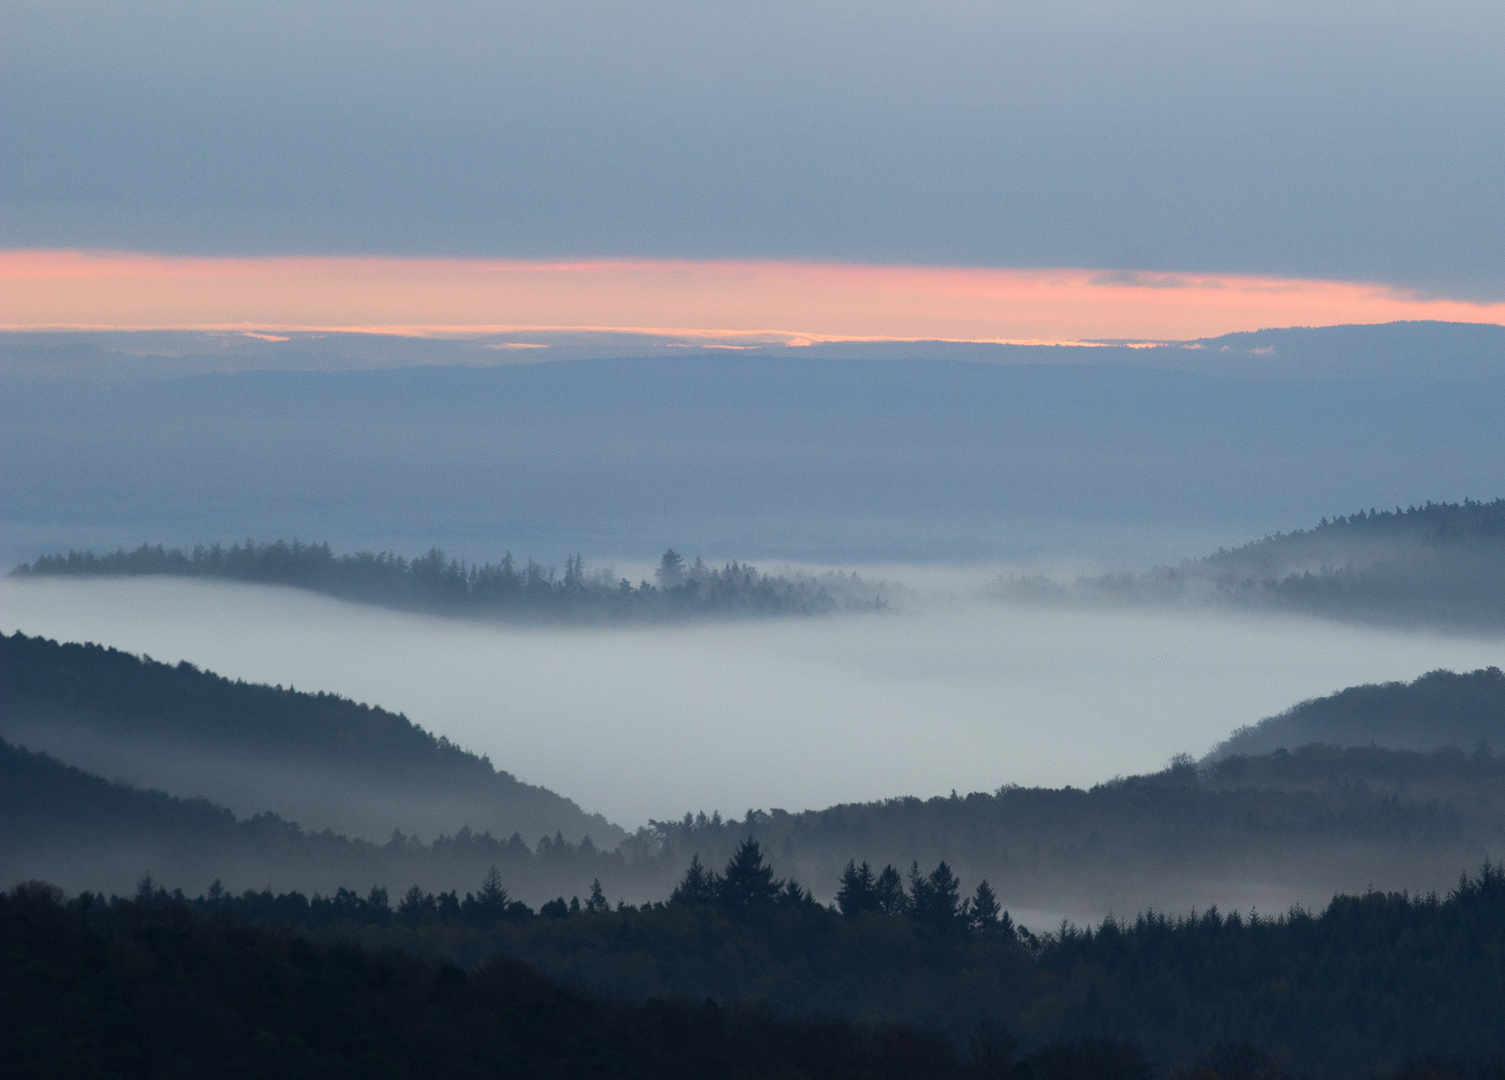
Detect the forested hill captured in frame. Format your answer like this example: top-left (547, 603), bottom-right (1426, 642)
top-left (0, 631), bottom-right (622, 847)
top-left (1170, 498), bottom-right (1505, 630)
top-left (10, 702), bottom-right (1505, 924)
top-left (11, 540), bottom-right (888, 622)
top-left (1011, 499), bottom-right (1505, 632)
top-left (1211, 666), bottom-right (1505, 758)
top-left (0, 738), bottom-right (623, 902)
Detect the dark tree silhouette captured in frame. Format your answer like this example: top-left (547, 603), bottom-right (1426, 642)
top-left (836, 859), bottom-right (878, 917)
top-left (718, 838), bottom-right (781, 913)
top-left (909, 860), bottom-right (962, 930)
top-left (875, 864), bottom-right (908, 915)
top-left (670, 854), bottom-right (720, 906)
top-left (585, 878), bottom-right (610, 914)
top-left (969, 879), bottom-right (1002, 932)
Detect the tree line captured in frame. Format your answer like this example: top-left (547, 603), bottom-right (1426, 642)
top-left (12, 539), bottom-right (888, 621)
top-left (11, 852), bottom-right (1505, 1076)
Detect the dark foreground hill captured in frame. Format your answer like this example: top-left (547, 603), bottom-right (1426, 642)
top-left (1212, 666), bottom-right (1505, 758)
top-left (0, 631), bottom-right (622, 846)
top-left (7, 862), bottom-right (1505, 1077)
top-left (1006, 499), bottom-right (1505, 633)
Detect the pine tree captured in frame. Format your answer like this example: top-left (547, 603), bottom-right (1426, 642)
top-left (585, 878), bottom-right (610, 914)
top-left (718, 837), bottom-right (781, 913)
top-left (970, 879), bottom-right (1003, 932)
top-left (909, 861), bottom-right (962, 929)
top-left (927, 862), bottom-right (962, 928)
top-left (836, 860), bottom-right (878, 917)
top-left (670, 855), bottom-right (719, 906)
top-left (776, 879), bottom-right (812, 908)
top-left (478, 865), bottom-right (509, 911)
top-left (656, 548), bottom-right (686, 588)
top-left (398, 884), bottom-right (433, 922)
top-left (875, 864), bottom-right (907, 915)
top-left (907, 861), bottom-right (932, 918)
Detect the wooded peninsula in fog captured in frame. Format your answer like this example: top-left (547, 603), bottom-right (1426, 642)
top-left (13, 540), bottom-right (887, 623)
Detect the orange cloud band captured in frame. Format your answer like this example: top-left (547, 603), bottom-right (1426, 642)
top-left (4, 250), bottom-right (1503, 343)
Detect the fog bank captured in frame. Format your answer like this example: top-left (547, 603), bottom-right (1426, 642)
top-left (3, 577), bottom-right (1500, 827)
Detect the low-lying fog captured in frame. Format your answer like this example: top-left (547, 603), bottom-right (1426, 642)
top-left (4, 575), bottom-right (1501, 829)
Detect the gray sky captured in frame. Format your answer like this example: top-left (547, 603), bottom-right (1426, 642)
top-left (4, 1), bottom-right (1503, 297)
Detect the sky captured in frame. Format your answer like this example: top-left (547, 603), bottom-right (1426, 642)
top-left (3, 1), bottom-right (1504, 342)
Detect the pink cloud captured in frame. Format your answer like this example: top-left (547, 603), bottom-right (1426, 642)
top-left (3, 250), bottom-right (1503, 343)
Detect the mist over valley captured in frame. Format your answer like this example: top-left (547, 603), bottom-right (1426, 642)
top-left (5, 568), bottom-right (1500, 831)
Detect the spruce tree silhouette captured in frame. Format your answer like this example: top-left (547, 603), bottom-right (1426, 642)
top-left (836, 859), bottom-right (879, 917)
top-left (718, 837), bottom-right (781, 913)
top-left (670, 854), bottom-right (720, 906)
top-left (969, 880), bottom-right (1002, 932)
top-left (875, 864), bottom-right (907, 915)
top-left (585, 878), bottom-right (610, 914)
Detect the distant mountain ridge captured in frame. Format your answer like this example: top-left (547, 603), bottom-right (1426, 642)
top-left (0, 631), bottom-right (623, 846)
top-left (7, 327), bottom-right (1504, 566)
top-left (5, 320), bottom-right (1503, 380)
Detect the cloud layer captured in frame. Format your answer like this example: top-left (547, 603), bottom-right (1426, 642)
top-left (4, 2), bottom-right (1502, 295)
top-left (6, 251), bottom-right (1505, 343)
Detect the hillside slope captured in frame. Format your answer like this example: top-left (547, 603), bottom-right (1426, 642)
top-left (1210, 666), bottom-right (1505, 758)
top-left (9, 728), bottom-right (1505, 923)
top-left (0, 738), bottom-right (623, 901)
top-left (0, 631), bottom-right (623, 846)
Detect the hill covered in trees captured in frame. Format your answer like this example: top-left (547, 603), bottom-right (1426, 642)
top-left (11, 539), bottom-right (889, 622)
top-left (0, 738), bottom-right (629, 903)
top-left (8, 632), bottom-right (1505, 919)
top-left (623, 739), bottom-right (1505, 922)
top-left (1000, 499), bottom-right (1505, 633)
top-left (8, 857), bottom-right (1505, 1076)
top-left (1212, 666), bottom-right (1505, 759)
top-left (0, 631), bottom-right (621, 846)
top-left (9, 712), bottom-right (1505, 921)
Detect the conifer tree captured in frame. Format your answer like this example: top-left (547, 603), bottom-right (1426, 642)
top-left (718, 837), bottom-right (781, 913)
top-left (585, 878), bottom-right (610, 914)
top-left (836, 860), bottom-right (878, 917)
top-left (670, 855), bottom-right (719, 906)
top-left (970, 880), bottom-right (1002, 932)
top-left (875, 864), bottom-right (907, 915)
